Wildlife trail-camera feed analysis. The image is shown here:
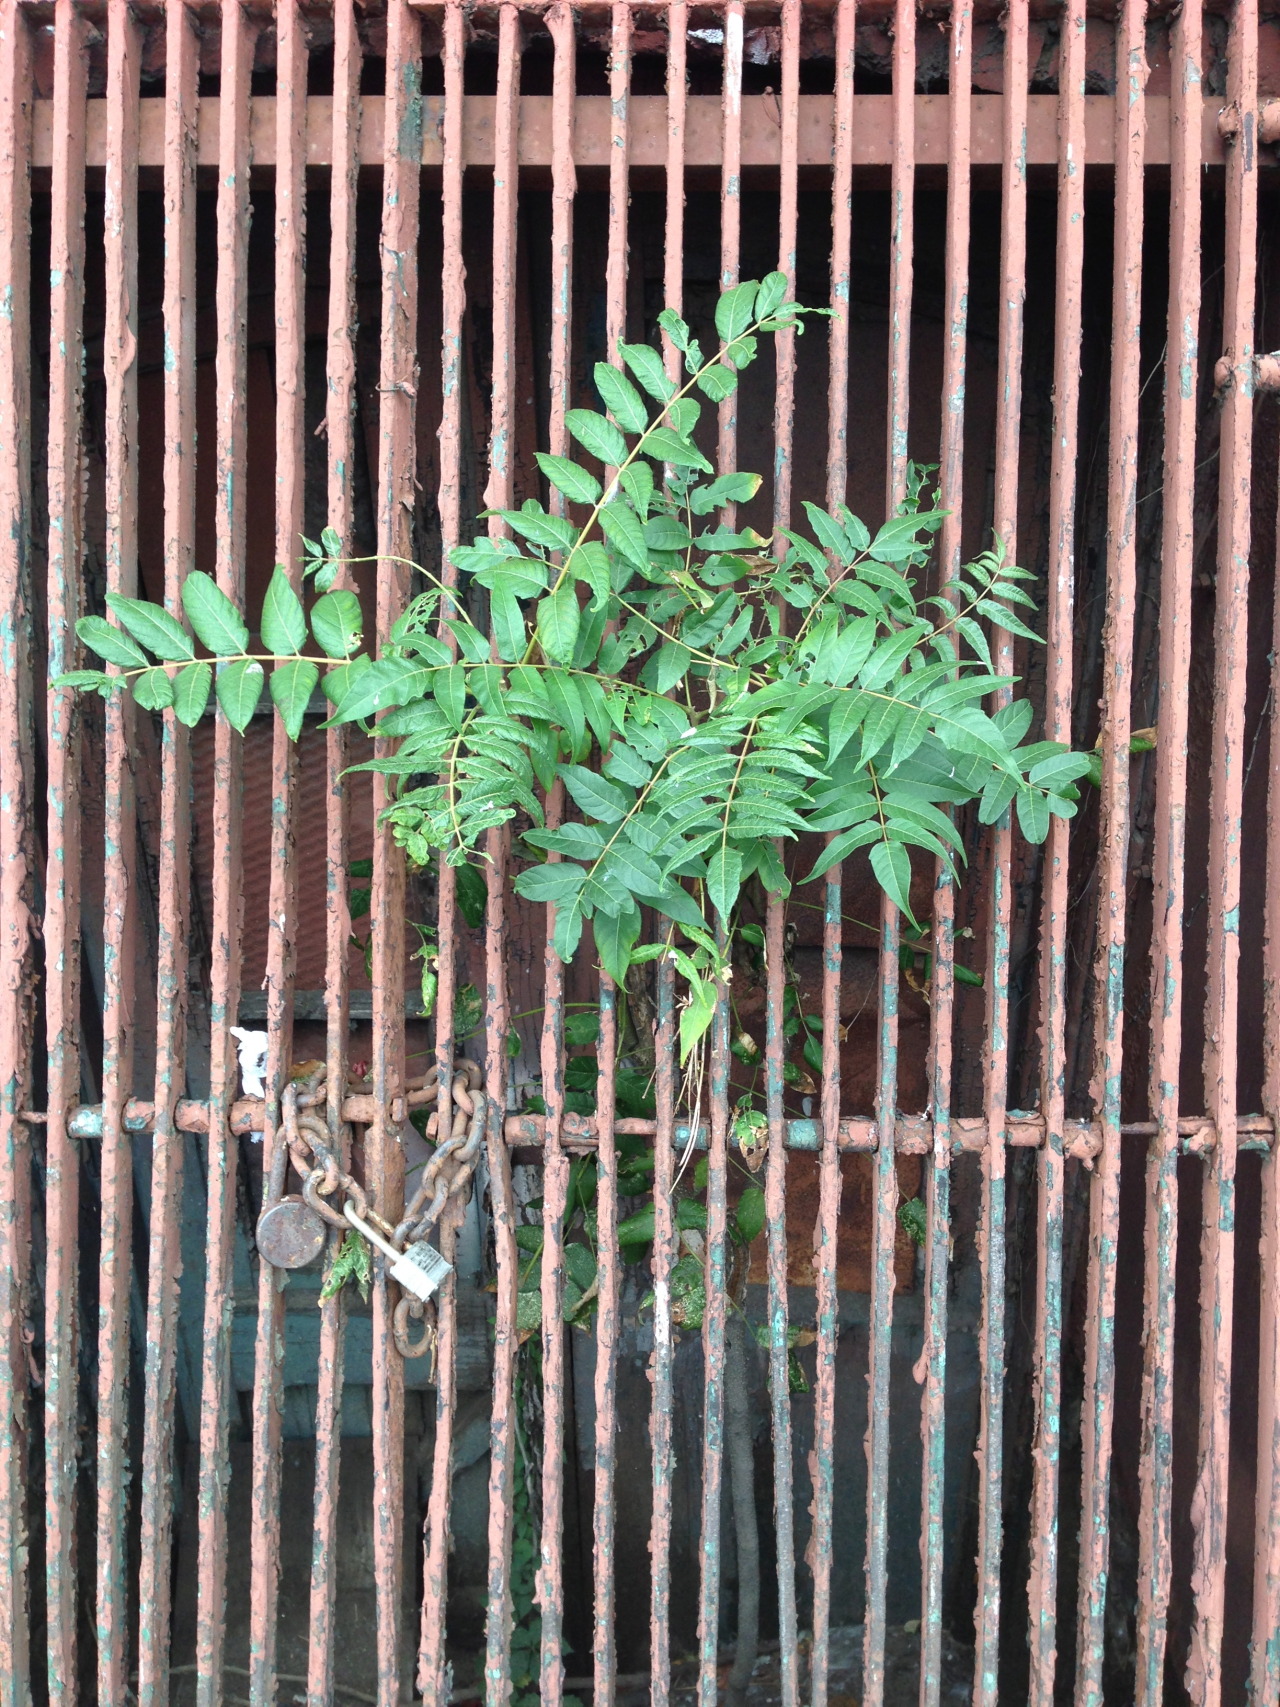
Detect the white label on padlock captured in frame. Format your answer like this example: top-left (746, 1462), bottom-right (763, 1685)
top-left (390, 1242), bottom-right (453, 1303)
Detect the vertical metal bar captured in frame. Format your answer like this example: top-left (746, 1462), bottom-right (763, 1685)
top-left (372, 2), bottom-right (422, 1700)
top-left (809, 10), bottom-right (854, 1704)
top-left (649, 956), bottom-right (677, 1707)
top-left (763, 891), bottom-right (797, 1707)
top-left (536, 786), bottom-right (568, 1707)
top-left (717, 0), bottom-right (743, 496)
top-left (592, 974), bottom-right (620, 1707)
top-left (43, 2), bottom-right (88, 1694)
top-left (696, 972), bottom-right (731, 1707)
top-left (973, 6), bottom-right (1026, 1700)
top-left (308, 0), bottom-right (360, 1696)
top-left (419, 7), bottom-right (462, 1694)
top-left (196, 1), bottom-right (253, 1698)
top-left (1191, 0), bottom-right (1257, 1698)
top-left (0, 4), bottom-right (34, 1699)
top-left (249, 1), bottom-right (307, 1696)
top-left (1027, 4), bottom-right (1084, 1698)
top-left (483, 14), bottom-right (519, 1707)
top-left (138, 9), bottom-right (198, 1695)
top-left (98, 0), bottom-right (141, 1697)
top-left (546, 1), bottom-right (576, 488)
top-left (661, 0), bottom-right (686, 391)
top-left (885, 0), bottom-right (915, 514)
top-left (437, 0), bottom-right (466, 615)
top-left (606, 2), bottom-right (631, 360)
top-left (1257, 475), bottom-right (1280, 1696)
top-left (865, 3), bottom-right (913, 1699)
top-left (921, 3), bottom-right (969, 1699)
top-left (1075, 1), bottom-right (1145, 1697)
top-left (1135, 0), bottom-right (1200, 1695)
top-left (765, 11), bottom-right (801, 1707)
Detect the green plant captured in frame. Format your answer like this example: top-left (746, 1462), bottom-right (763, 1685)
top-left (61, 272), bottom-right (1088, 1069)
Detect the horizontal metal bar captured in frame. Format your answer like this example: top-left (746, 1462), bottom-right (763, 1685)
top-left (34, 1099), bottom-right (1279, 1157)
top-left (31, 93), bottom-right (1251, 172)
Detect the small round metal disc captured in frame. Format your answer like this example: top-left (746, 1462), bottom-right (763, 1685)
top-left (257, 1195), bottom-right (327, 1270)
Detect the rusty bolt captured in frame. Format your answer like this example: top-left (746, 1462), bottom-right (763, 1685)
top-left (390, 1095), bottom-right (407, 1124)
top-left (1218, 101), bottom-right (1240, 142)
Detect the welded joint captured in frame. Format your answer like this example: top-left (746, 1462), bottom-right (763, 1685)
top-left (1213, 349), bottom-right (1280, 396)
top-left (1217, 99), bottom-right (1280, 144)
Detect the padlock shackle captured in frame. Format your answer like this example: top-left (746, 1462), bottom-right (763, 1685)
top-left (345, 1201), bottom-right (403, 1265)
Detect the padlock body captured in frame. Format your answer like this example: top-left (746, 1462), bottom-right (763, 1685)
top-left (257, 1194), bottom-right (328, 1270)
top-left (390, 1242), bottom-right (452, 1302)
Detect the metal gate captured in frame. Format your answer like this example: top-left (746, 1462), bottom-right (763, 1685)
top-left (2, 1), bottom-right (1280, 1704)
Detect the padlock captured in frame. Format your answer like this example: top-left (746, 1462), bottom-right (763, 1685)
top-left (257, 1194), bottom-right (328, 1270)
top-left (344, 1203), bottom-right (452, 1303)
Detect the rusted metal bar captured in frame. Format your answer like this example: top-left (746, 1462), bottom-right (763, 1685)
top-left (196, 3), bottom-right (254, 1701)
top-left (605, 1), bottom-right (631, 362)
top-left (1191, 0), bottom-right (1257, 1697)
top-left (1027, 4), bottom-right (1084, 1698)
top-left (419, 8), bottom-right (463, 1695)
top-left (308, 2), bottom-right (360, 1700)
top-left (371, 1), bottom-right (422, 1698)
top-left (1076, 1), bottom-right (1146, 1698)
top-left (483, 16), bottom-right (520, 1707)
top-left (136, 7), bottom-right (198, 1695)
top-left (36, 91), bottom-right (1253, 173)
top-left (717, 0), bottom-right (743, 510)
top-left (695, 968), bottom-right (731, 1707)
top-left (592, 974), bottom-right (620, 1707)
top-left (661, 0), bottom-right (686, 396)
top-left (762, 888), bottom-right (798, 1707)
top-left (1134, 0), bottom-right (1200, 1695)
top-left (864, 7), bottom-right (913, 1701)
top-left (973, 4), bottom-right (1026, 1698)
top-left (1257, 407), bottom-right (1280, 1693)
top-left (765, 7), bottom-right (801, 1702)
top-left (97, 1), bottom-right (140, 1697)
top-left (922, 3), bottom-right (969, 1699)
top-left (249, 0), bottom-right (307, 1695)
top-left (437, 0), bottom-right (466, 618)
top-left (0, 3), bottom-right (34, 1699)
top-left (42, 2), bottom-right (88, 1694)
top-left (545, 0), bottom-right (575, 502)
top-left (648, 956), bottom-right (677, 1707)
top-left (535, 784), bottom-right (568, 1707)
top-left (808, 9), bottom-right (853, 1695)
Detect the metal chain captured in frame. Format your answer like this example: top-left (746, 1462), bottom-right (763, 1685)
top-left (274, 1058), bottom-right (487, 1362)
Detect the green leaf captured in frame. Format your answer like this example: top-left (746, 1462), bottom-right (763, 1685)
top-left (617, 1205), bottom-right (656, 1247)
top-left (52, 668), bottom-right (116, 696)
top-left (181, 571), bottom-right (250, 656)
top-left (270, 658), bottom-right (320, 739)
top-left (537, 581), bottom-right (581, 664)
top-left (594, 902), bottom-right (642, 986)
top-left (455, 861), bottom-right (488, 927)
top-left (734, 1184), bottom-right (766, 1245)
top-left (689, 472), bottom-right (762, 515)
top-left (216, 658), bottom-right (265, 732)
top-left (1015, 786), bottom-right (1051, 844)
top-left (619, 341), bottom-right (675, 402)
top-left (754, 271), bottom-right (789, 320)
top-left (534, 452), bottom-right (601, 507)
top-left (514, 862), bottom-right (587, 906)
top-left (133, 666), bottom-right (175, 711)
top-left (310, 589), bottom-right (363, 660)
top-left (327, 656), bottom-right (434, 724)
top-left (105, 594), bottom-right (195, 663)
top-left (869, 839), bottom-right (915, 922)
top-left (643, 428), bottom-right (711, 472)
top-left (560, 765), bottom-right (630, 823)
top-left (715, 279), bottom-right (759, 344)
top-left (975, 597), bottom-right (1042, 643)
top-left (472, 556), bottom-right (549, 599)
top-left (260, 566), bottom-right (307, 656)
top-left (695, 366), bottom-right (739, 403)
top-left (595, 363), bottom-right (648, 433)
top-left (598, 502), bottom-right (648, 567)
top-left (566, 409), bottom-right (627, 468)
top-left (564, 1009), bottom-right (601, 1047)
top-left (564, 1243), bottom-right (598, 1297)
top-left (490, 589), bottom-right (527, 663)
top-left (77, 615), bottom-right (149, 669)
top-left (706, 845), bottom-right (743, 924)
top-left (656, 308), bottom-right (690, 352)
top-left (619, 462), bottom-right (654, 518)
